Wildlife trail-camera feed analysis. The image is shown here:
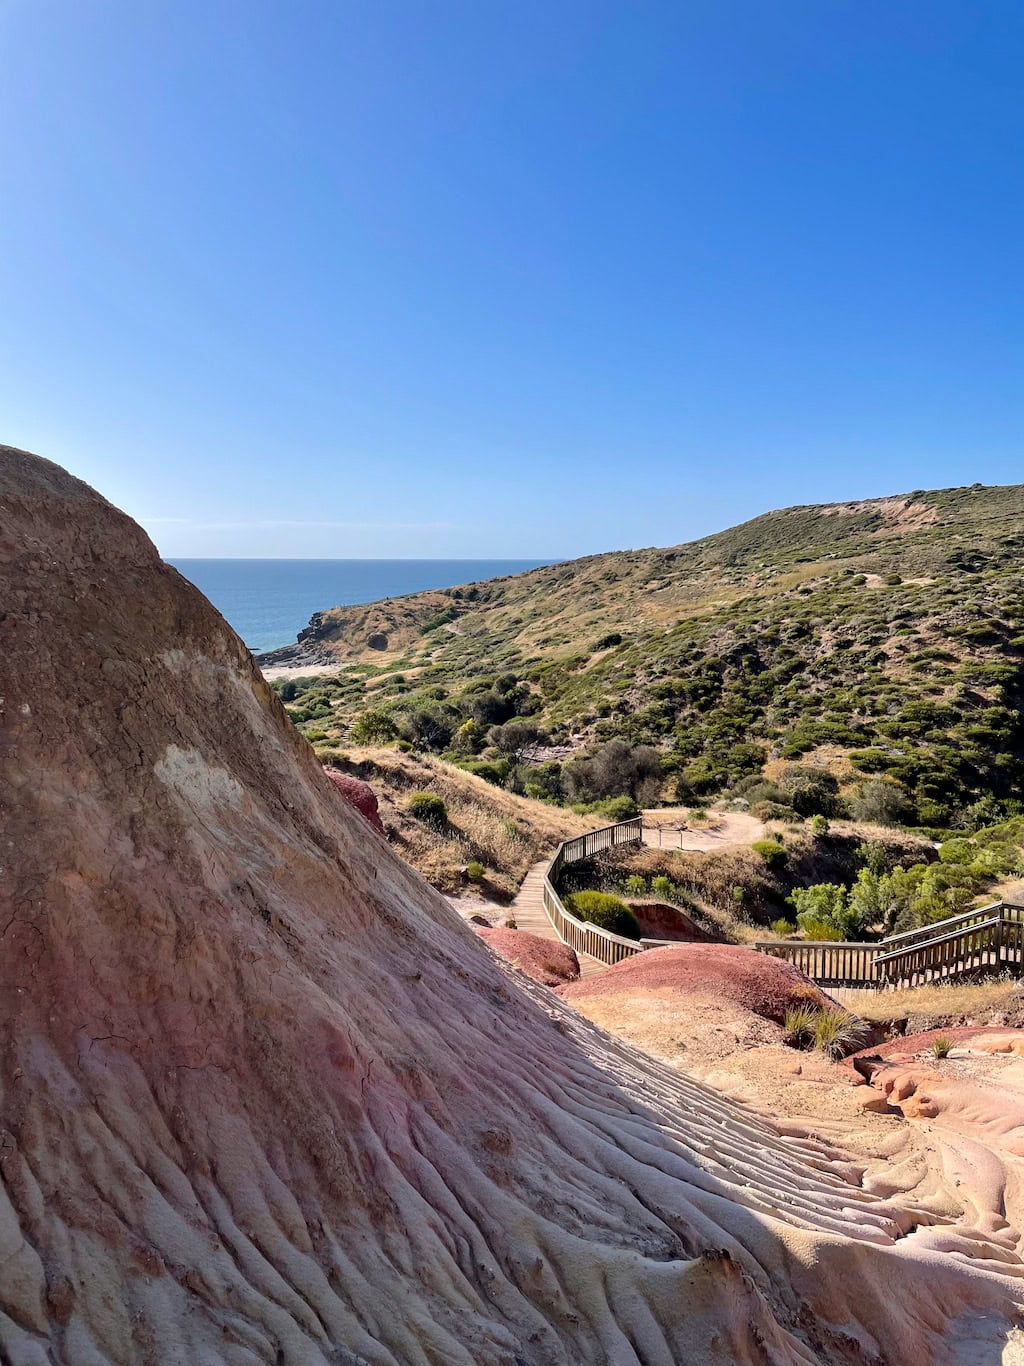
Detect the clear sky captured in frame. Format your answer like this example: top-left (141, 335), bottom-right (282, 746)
top-left (2, 2), bottom-right (1022, 558)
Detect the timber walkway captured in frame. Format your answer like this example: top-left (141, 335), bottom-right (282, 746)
top-left (756, 901), bottom-right (1024, 989)
top-left (527, 817), bottom-right (1024, 992)
top-left (510, 860), bottom-right (606, 979)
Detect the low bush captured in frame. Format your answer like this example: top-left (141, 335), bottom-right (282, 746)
top-left (408, 792), bottom-right (448, 830)
top-left (457, 759), bottom-right (511, 786)
top-left (466, 861), bottom-right (486, 882)
top-left (570, 795), bottom-right (640, 821)
top-left (783, 1002), bottom-right (818, 1046)
top-left (752, 839), bottom-right (788, 870)
top-left (930, 1035), bottom-right (953, 1058)
top-left (771, 917), bottom-right (797, 936)
top-left (563, 890), bottom-right (642, 940)
top-left (812, 1008), bottom-right (869, 1060)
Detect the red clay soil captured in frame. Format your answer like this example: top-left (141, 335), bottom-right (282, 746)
top-left (561, 943), bottom-right (832, 1022)
top-left (846, 1026), bottom-right (1024, 1069)
top-left (474, 926), bottom-right (580, 986)
top-left (628, 901), bottom-right (715, 942)
top-left (322, 767), bottom-right (385, 833)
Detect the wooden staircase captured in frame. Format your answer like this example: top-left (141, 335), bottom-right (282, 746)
top-left (756, 901), bottom-right (1024, 990)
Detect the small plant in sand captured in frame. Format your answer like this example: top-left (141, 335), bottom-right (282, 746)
top-left (930, 1035), bottom-right (953, 1059)
top-left (783, 1002), bottom-right (818, 1047)
top-left (812, 1008), bottom-right (869, 1061)
top-left (466, 861), bottom-right (486, 882)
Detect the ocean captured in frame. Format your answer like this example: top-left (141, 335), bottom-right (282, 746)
top-left (170, 558), bottom-right (552, 655)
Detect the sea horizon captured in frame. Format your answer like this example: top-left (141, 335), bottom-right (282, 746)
top-left (170, 556), bottom-right (556, 655)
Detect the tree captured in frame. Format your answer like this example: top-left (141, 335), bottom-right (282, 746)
top-left (564, 739), bottom-right (662, 805)
top-left (399, 706), bottom-right (458, 752)
top-left (350, 708), bottom-right (398, 744)
top-left (487, 721), bottom-right (544, 765)
top-left (847, 869), bottom-right (903, 936)
top-left (849, 780), bottom-right (915, 827)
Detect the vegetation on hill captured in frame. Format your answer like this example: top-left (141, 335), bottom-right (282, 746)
top-left (328, 747), bottom-right (590, 897)
top-left (270, 483), bottom-right (1024, 834)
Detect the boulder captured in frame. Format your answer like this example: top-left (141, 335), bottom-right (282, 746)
top-left (322, 767), bottom-right (385, 833)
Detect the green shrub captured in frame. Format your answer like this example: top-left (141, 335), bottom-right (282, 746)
top-left (316, 747), bottom-right (348, 766)
top-left (457, 759), bottom-right (511, 786)
top-left (790, 882), bottom-right (871, 940)
top-left (466, 861), bottom-right (486, 882)
top-left (930, 1035), bottom-right (953, 1059)
top-left (783, 1002), bottom-right (818, 1046)
top-left (797, 917), bottom-right (846, 942)
top-left (810, 813), bottom-right (830, 837)
top-left (849, 779), bottom-right (915, 827)
top-left (350, 709), bottom-right (399, 744)
top-left (752, 839), bottom-right (788, 870)
top-left (563, 891), bottom-right (642, 940)
top-left (570, 794), bottom-right (640, 820)
top-left (625, 875), bottom-right (647, 896)
top-left (592, 632), bottom-right (623, 650)
top-left (651, 875), bottom-right (675, 900)
top-left (771, 918), bottom-right (797, 936)
top-left (408, 792), bottom-right (448, 830)
top-left (812, 1008), bottom-right (869, 1061)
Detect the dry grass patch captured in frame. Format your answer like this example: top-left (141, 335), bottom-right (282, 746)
top-left (834, 978), bottom-right (1024, 1027)
top-left (344, 746), bottom-right (591, 896)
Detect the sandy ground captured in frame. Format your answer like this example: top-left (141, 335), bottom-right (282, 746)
top-left (641, 807), bottom-right (766, 851)
top-left (259, 661), bottom-right (338, 680)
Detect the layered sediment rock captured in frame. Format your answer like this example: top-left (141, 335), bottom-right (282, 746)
top-left (1, 444), bottom-right (1022, 1364)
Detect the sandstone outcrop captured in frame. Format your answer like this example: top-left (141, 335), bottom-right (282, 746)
top-left (2, 444), bottom-right (1023, 1364)
top-left (562, 942), bottom-right (834, 1021)
top-left (321, 767), bottom-right (385, 834)
top-left (473, 926), bottom-right (580, 986)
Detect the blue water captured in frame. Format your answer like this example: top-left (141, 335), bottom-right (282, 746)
top-left (170, 558), bottom-right (552, 655)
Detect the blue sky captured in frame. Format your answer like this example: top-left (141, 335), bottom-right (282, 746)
top-left (2, 2), bottom-right (1022, 557)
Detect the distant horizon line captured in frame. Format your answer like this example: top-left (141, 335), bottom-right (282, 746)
top-left (166, 555), bottom-right (564, 562)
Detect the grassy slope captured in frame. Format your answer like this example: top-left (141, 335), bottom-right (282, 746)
top-left (341, 747), bottom-right (591, 897)
top-left (276, 483), bottom-right (1024, 820)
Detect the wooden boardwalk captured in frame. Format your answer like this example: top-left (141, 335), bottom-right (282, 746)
top-left (511, 860), bottom-right (606, 979)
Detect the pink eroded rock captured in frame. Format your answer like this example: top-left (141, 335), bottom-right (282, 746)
top-left (561, 942), bottom-right (833, 1023)
top-left (2, 443), bottom-right (1021, 1363)
top-left (322, 766), bottom-right (385, 833)
top-left (474, 926), bottom-right (580, 986)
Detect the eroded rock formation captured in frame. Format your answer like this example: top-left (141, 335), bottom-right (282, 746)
top-left (322, 768), bottom-right (385, 834)
top-left (1, 445), bottom-right (1022, 1364)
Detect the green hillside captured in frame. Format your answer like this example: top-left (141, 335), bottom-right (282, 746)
top-left (267, 483), bottom-right (1024, 829)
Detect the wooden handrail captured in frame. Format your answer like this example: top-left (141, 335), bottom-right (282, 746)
top-left (879, 902), bottom-right (1003, 949)
top-left (756, 900), bottom-right (1024, 989)
top-left (874, 915), bottom-right (1002, 966)
top-left (540, 818), bottom-right (677, 966)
